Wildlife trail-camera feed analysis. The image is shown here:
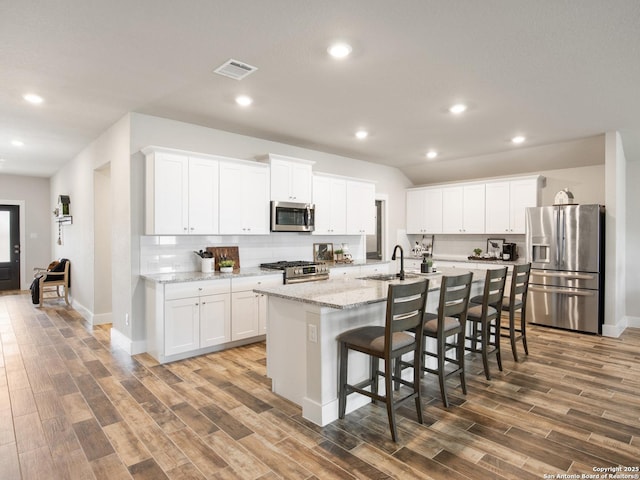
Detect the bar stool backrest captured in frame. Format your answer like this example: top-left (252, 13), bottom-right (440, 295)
top-left (384, 280), bottom-right (429, 355)
top-left (437, 272), bottom-right (474, 332)
top-left (481, 267), bottom-right (509, 315)
top-left (509, 263), bottom-right (531, 307)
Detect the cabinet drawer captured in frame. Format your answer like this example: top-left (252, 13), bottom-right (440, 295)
top-left (232, 274), bottom-right (283, 292)
top-left (165, 280), bottom-right (230, 300)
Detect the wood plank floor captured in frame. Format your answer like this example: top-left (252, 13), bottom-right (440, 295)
top-left (1, 291), bottom-right (639, 479)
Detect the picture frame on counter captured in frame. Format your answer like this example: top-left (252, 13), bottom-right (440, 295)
top-left (487, 238), bottom-right (505, 258)
top-left (313, 243), bottom-right (334, 262)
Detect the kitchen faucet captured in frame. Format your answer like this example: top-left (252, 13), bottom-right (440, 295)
top-left (391, 245), bottom-right (405, 280)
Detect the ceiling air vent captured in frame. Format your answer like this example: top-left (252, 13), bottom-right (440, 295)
top-left (213, 59), bottom-right (258, 80)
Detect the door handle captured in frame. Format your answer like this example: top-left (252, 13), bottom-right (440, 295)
top-left (529, 286), bottom-right (595, 296)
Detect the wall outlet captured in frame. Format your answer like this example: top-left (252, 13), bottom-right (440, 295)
top-left (125, 313), bottom-right (129, 326)
top-left (308, 324), bottom-right (317, 343)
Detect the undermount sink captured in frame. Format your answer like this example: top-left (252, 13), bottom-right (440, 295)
top-left (359, 273), bottom-right (421, 281)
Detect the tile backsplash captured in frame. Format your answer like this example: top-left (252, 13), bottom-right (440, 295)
top-left (407, 233), bottom-right (526, 259)
top-left (140, 234), bottom-right (366, 274)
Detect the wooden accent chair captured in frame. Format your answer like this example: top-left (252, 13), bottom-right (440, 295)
top-left (337, 279), bottom-right (429, 442)
top-left (34, 259), bottom-right (70, 306)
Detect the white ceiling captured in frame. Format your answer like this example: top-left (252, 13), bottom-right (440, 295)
top-left (1, 1), bottom-right (639, 183)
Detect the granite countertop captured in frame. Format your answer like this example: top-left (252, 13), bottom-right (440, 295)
top-left (142, 259), bottom-right (390, 284)
top-left (141, 267), bottom-right (282, 284)
top-left (254, 266), bottom-right (484, 310)
top-left (327, 259), bottom-right (390, 269)
top-left (405, 255), bottom-right (527, 266)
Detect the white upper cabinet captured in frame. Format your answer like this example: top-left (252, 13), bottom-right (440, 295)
top-left (219, 161), bottom-right (270, 235)
top-left (406, 175), bottom-right (542, 235)
top-left (188, 157), bottom-right (220, 234)
top-left (485, 177), bottom-right (540, 234)
top-left (406, 188), bottom-right (443, 234)
top-left (260, 154), bottom-right (314, 203)
top-left (346, 180), bottom-right (376, 235)
top-left (312, 175), bottom-right (347, 235)
top-left (144, 148), bottom-right (219, 235)
top-left (442, 184), bottom-right (485, 234)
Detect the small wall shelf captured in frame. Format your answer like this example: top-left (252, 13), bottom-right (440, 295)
top-left (55, 215), bottom-right (73, 225)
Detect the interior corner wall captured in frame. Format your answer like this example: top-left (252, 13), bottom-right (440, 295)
top-left (0, 175), bottom-right (51, 288)
top-left (603, 131), bottom-right (627, 337)
top-left (625, 145), bottom-right (640, 327)
top-left (50, 114), bottom-right (131, 326)
top-left (50, 150), bottom-right (96, 316)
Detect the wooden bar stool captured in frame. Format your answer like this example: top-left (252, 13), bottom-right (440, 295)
top-left (402, 272), bottom-right (473, 408)
top-left (501, 263), bottom-right (532, 361)
top-left (337, 279), bottom-right (429, 442)
top-left (465, 267), bottom-right (508, 380)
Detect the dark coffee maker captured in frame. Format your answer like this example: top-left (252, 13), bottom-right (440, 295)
top-left (502, 243), bottom-right (517, 260)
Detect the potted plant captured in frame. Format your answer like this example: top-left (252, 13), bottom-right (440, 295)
top-left (473, 248), bottom-right (482, 258)
top-left (219, 259), bottom-right (235, 273)
top-left (334, 249), bottom-right (344, 262)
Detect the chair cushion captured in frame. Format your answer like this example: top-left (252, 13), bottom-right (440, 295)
top-left (466, 303), bottom-right (498, 320)
top-left (470, 295), bottom-right (483, 305)
top-left (501, 297), bottom-right (523, 311)
top-left (338, 326), bottom-right (415, 354)
top-left (423, 316), bottom-right (460, 334)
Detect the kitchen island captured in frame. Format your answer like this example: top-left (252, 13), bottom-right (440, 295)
top-left (254, 267), bottom-right (484, 426)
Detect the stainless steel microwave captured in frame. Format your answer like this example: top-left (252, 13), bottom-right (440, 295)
top-left (271, 201), bottom-right (315, 232)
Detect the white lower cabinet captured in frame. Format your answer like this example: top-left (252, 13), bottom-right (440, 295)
top-left (164, 293), bottom-right (232, 356)
top-left (146, 274), bottom-right (280, 363)
top-left (231, 274), bottom-right (283, 341)
top-left (163, 280), bottom-right (231, 357)
top-left (200, 294), bottom-right (231, 347)
top-left (164, 297), bottom-right (201, 356)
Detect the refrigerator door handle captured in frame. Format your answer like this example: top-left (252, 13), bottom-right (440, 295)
top-left (554, 207), bottom-right (560, 268)
top-left (529, 286), bottom-right (596, 297)
top-left (560, 208), bottom-right (566, 268)
top-left (532, 272), bottom-right (596, 281)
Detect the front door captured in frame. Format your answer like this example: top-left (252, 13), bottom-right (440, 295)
top-left (0, 205), bottom-right (20, 291)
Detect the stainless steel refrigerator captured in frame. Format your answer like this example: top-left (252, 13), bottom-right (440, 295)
top-left (525, 204), bottom-right (605, 334)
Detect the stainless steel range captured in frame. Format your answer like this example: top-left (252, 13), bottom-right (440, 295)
top-left (260, 260), bottom-right (330, 284)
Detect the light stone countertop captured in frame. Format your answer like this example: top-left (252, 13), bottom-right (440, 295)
top-left (405, 255), bottom-right (527, 266)
top-left (141, 267), bottom-right (282, 284)
top-left (254, 266), bottom-right (485, 310)
top-left (141, 259), bottom-right (390, 284)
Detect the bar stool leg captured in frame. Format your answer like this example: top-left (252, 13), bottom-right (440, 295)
top-left (338, 342), bottom-right (348, 418)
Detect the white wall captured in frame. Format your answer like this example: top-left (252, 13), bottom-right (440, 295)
top-left (0, 174), bottom-right (51, 289)
top-left (603, 131), bottom-right (627, 336)
top-left (50, 115), bottom-right (131, 328)
top-left (625, 143), bottom-right (640, 326)
top-left (93, 165), bottom-right (112, 323)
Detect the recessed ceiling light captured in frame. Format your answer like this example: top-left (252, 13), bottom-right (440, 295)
top-left (511, 135), bottom-right (526, 144)
top-left (449, 103), bottom-right (467, 114)
top-left (328, 43), bottom-right (352, 59)
top-left (235, 95), bottom-right (253, 107)
top-left (355, 130), bottom-right (368, 140)
top-left (426, 150), bottom-right (438, 159)
top-left (23, 93), bottom-right (44, 104)
top-left (11, 140), bottom-right (24, 147)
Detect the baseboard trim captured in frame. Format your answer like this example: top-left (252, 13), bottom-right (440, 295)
top-left (602, 318), bottom-right (628, 338)
top-left (92, 312), bottom-right (113, 325)
top-left (110, 327), bottom-right (146, 355)
top-left (626, 316), bottom-right (640, 328)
